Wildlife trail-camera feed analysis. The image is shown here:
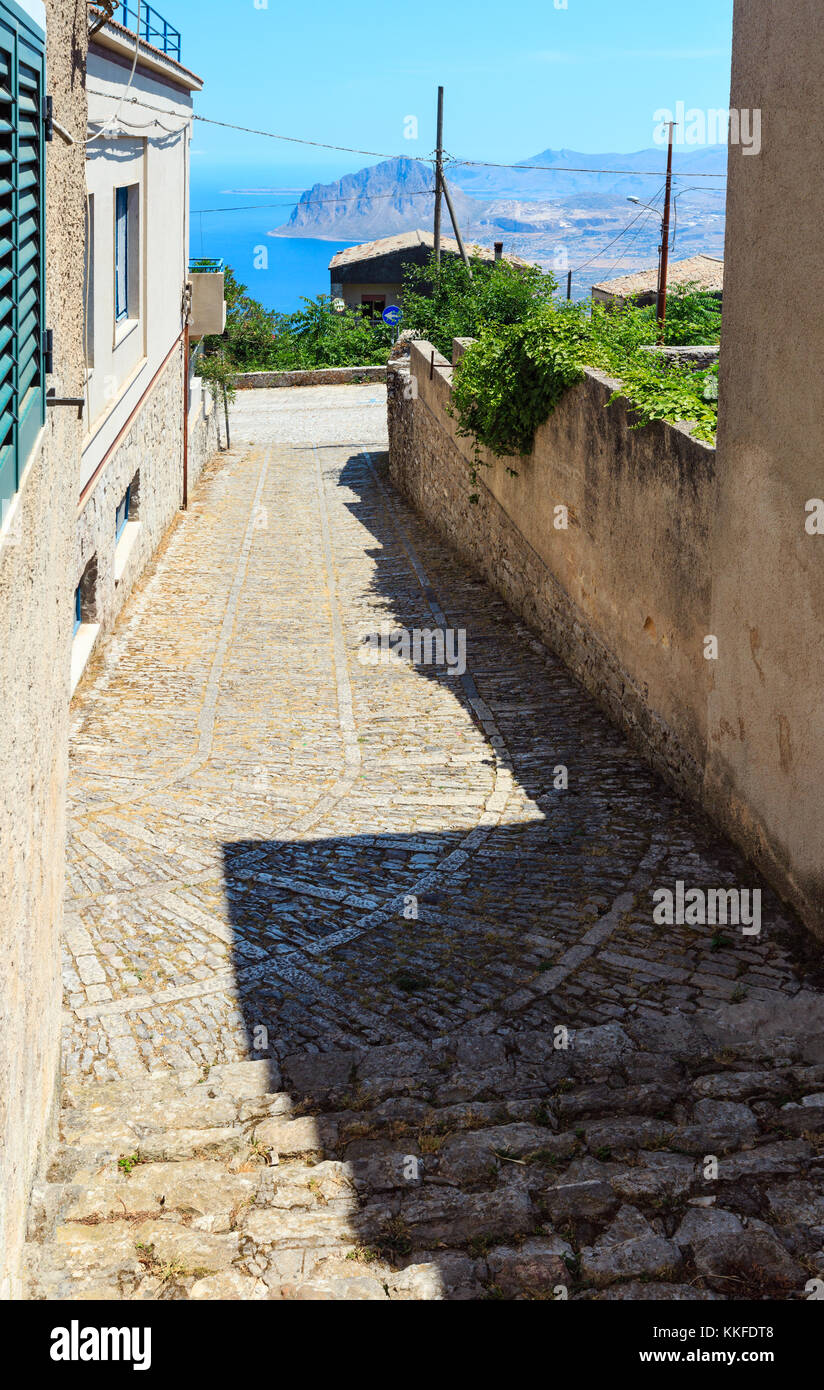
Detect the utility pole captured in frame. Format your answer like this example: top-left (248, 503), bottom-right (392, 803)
top-left (567, 270), bottom-right (573, 301)
top-left (657, 121), bottom-right (676, 340)
top-left (431, 86), bottom-right (471, 276)
top-left (433, 86), bottom-right (444, 265)
top-left (440, 173), bottom-right (472, 276)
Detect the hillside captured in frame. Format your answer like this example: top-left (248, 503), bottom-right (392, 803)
top-left (271, 157), bottom-right (487, 242)
top-left (270, 147), bottom-right (727, 294)
top-left (449, 145), bottom-right (728, 198)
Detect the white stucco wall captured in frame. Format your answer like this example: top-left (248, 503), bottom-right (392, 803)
top-left (81, 41), bottom-right (196, 494)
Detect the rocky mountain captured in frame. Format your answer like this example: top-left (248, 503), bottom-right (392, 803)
top-left (272, 157), bottom-right (487, 242)
top-left (449, 145), bottom-right (728, 199)
top-left (270, 148), bottom-right (727, 296)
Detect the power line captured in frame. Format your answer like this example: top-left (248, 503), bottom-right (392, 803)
top-left (91, 92), bottom-right (729, 184)
top-left (192, 188), bottom-right (437, 214)
top-left (449, 155), bottom-right (727, 181)
top-left (583, 215), bottom-right (660, 284)
top-left (569, 189), bottom-right (665, 276)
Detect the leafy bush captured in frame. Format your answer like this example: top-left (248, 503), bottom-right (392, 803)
top-left (402, 252), bottom-right (557, 358)
top-left (450, 305), bottom-right (589, 458)
top-left (201, 267), bottom-right (393, 372)
top-left (268, 295), bottom-right (393, 369)
top-left (451, 293), bottom-right (720, 462)
top-left (202, 266), bottom-right (279, 370)
top-left (657, 283), bottom-right (722, 346)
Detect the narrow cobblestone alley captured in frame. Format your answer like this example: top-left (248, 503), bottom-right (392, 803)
top-left (24, 386), bottom-right (824, 1301)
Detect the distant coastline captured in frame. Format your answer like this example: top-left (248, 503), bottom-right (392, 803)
top-left (267, 228), bottom-right (359, 243)
top-left (269, 149), bottom-right (727, 272)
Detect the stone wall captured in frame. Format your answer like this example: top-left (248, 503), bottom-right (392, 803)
top-left (0, 0), bottom-right (87, 1297)
top-left (76, 344), bottom-right (185, 639)
top-left (389, 341), bottom-right (716, 803)
top-left (389, 325), bottom-right (824, 940)
top-left (235, 366), bottom-right (387, 390)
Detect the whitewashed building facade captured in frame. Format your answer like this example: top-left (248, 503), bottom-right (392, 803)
top-left (73, 7), bottom-right (219, 690)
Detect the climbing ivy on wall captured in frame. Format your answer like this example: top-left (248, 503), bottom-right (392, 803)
top-left (449, 292), bottom-right (720, 466)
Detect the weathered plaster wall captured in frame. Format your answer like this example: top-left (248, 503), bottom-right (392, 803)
top-left (390, 308), bottom-right (824, 940)
top-left (188, 374), bottom-right (219, 493)
top-left (82, 43), bottom-right (196, 494)
top-left (0, 0), bottom-right (87, 1297)
top-left (389, 341), bottom-right (716, 800)
top-left (708, 0), bottom-right (824, 938)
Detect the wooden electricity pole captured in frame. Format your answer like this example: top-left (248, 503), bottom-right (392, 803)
top-left (657, 121), bottom-right (676, 340)
top-left (433, 86), bottom-right (444, 264)
top-left (441, 174), bottom-right (472, 276)
top-left (432, 86), bottom-right (472, 277)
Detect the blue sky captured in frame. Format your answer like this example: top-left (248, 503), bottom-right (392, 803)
top-left (163, 0), bottom-right (734, 177)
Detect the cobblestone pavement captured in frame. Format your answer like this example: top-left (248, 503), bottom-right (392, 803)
top-left (29, 383), bottom-right (824, 1299)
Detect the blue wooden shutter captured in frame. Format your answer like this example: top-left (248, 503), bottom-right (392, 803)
top-left (115, 186), bottom-right (128, 322)
top-left (0, 28), bottom-right (15, 511)
top-left (0, 0), bottom-right (45, 515)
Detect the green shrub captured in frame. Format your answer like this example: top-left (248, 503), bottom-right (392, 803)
top-left (450, 304), bottom-right (589, 458)
top-left (268, 295), bottom-right (393, 369)
top-left (201, 268), bottom-right (393, 372)
top-left (402, 252), bottom-right (558, 358)
top-left (450, 292), bottom-right (720, 462)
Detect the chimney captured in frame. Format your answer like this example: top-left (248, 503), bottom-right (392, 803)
top-left (494, 241), bottom-right (503, 261)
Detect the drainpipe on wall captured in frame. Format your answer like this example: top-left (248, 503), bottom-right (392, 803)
top-left (182, 322), bottom-right (189, 510)
top-left (181, 279), bottom-right (192, 511)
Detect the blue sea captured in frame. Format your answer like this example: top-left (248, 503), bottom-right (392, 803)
top-left (189, 161), bottom-right (358, 314)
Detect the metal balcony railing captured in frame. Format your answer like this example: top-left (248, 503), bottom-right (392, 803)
top-left (189, 258), bottom-right (225, 274)
top-left (115, 3), bottom-right (181, 61)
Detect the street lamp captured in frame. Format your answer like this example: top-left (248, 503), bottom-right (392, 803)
top-left (627, 195), bottom-right (663, 220)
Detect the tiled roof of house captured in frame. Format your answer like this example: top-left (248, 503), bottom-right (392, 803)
top-left (329, 230), bottom-right (531, 270)
top-left (592, 254), bottom-right (724, 299)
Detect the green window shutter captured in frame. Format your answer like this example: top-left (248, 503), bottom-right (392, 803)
top-left (0, 32), bottom-right (14, 511)
top-left (0, 0), bottom-right (45, 517)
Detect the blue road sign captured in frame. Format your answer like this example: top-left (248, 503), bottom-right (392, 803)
top-left (382, 305), bottom-right (402, 326)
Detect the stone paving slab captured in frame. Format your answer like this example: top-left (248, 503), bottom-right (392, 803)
top-left (24, 383), bottom-right (824, 1300)
top-left (63, 385), bottom-right (824, 1090)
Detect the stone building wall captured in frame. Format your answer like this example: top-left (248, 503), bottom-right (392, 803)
top-left (75, 343), bottom-right (217, 644)
top-left (0, 0), bottom-right (87, 1297)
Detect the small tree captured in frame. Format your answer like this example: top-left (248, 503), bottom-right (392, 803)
top-left (402, 253), bottom-right (558, 358)
top-left (198, 348), bottom-right (237, 450)
top-left (202, 266), bottom-right (280, 372)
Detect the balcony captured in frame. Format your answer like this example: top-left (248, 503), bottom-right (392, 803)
top-left (115, 3), bottom-right (182, 61)
top-left (188, 260), bottom-right (226, 340)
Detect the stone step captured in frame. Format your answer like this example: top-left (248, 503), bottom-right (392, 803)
top-left (23, 1024), bottom-right (824, 1299)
